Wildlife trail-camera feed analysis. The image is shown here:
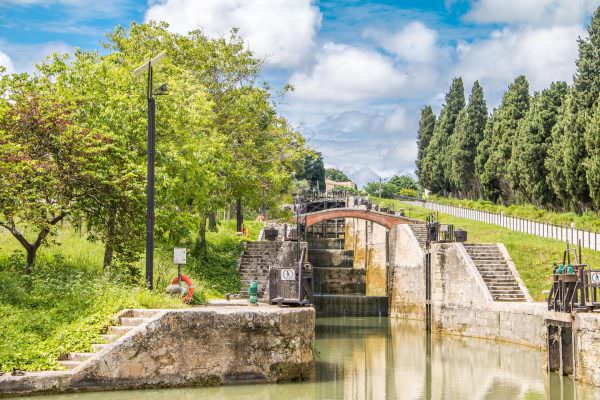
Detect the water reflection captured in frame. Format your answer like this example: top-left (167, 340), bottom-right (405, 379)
top-left (14, 317), bottom-right (600, 400)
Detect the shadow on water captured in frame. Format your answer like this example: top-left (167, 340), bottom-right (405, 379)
top-left (13, 317), bottom-right (600, 400)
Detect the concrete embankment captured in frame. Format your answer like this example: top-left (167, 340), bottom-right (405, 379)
top-left (0, 306), bottom-right (315, 397)
top-left (388, 223), bottom-right (600, 387)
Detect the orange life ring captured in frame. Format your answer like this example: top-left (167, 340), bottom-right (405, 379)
top-left (171, 275), bottom-right (194, 303)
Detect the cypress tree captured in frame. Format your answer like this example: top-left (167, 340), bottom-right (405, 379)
top-left (421, 77), bottom-right (465, 194)
top-left (416, 106), bottom-right (436, 188)
top-left (475, 113), bottom-right (494, 199)
top-left (449, 81), bottom-right (487, 198)
top-left (548, 10), bottom-right (600, 210)
top-left (584, 99), bottom-right (600, 207)
top-left (483, 75), bottom-right (530, 203)
top-left (510, 81), bottom-right (568, 206)
top-left (574, 7), bottom-right (600, 111)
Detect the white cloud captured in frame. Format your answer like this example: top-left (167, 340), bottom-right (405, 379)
top-left (0, 51), bottom-right (14, 73)
top-left (454, 25), bottom-right (583, 99)
top-left (0, 41), bottom-right (72, 73)
top-left (383, 108), bottom-right (407, 132)
top-left (371, 21), bottom-right (442, 64)
top-left (289, 42), bottom-right (407, 103)
top-left (465, 0), bottom-right (599, 26)
top-left (145, 0), bottom-right (321, 68)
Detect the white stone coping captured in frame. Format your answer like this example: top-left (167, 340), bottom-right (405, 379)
top-left (497, 243), bottom-right (534, 302)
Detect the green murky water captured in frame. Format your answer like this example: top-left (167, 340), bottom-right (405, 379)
top-left (16, 317), bottom-right (600, 399)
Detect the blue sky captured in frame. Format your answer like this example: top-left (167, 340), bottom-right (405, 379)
top-left (1, 0), bottom-right (599, 185)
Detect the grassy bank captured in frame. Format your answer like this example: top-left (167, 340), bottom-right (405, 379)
top-left (374, 197), bottom-right (600, 301)
top-left (0, 218), bottom-right (262, 372)
top-left (427, 195), bottom-right (600, 232)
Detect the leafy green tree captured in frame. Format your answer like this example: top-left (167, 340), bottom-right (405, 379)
top-left (388, 175), bottom-right (418, 191)
top-left (325, 168), bottom-right (350, 182)
top-left (364, 181), bottom-right (397, 198)
top-left (299, 152), bottom-right (326, 191)
top-left (449, 81), bottom-right (487, 198)
top-left (510, 82), bottom-right (568, 206)
top-left (421, 78), bottom-right (465, 194)
top-left (415, 106), bottom-right (435, 188)
top-left (0, 75), bottom-right (109, 272)
top-left (483, 75), bottom-right (530, 203)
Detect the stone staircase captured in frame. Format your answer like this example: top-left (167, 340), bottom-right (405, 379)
top-left (463, 244), bottom-right (527, 302)
top-left (237, 241), bottom-right (283, 297)
top-left (58, 309), bottom-right (160, 370)
top-left (409, 224), bottom-right (428, 248)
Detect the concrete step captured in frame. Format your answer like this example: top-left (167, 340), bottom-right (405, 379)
top-left (59, 360), bottom-right (82, 370)
top-left (494, 297), bottom-right (526, 302)
top-left (489, 289), bottom-right (523, 295)
top-left (62, 352), bottom-right (94, 362)
top-left (92, 343), bottom-right (108, 352)
top-left (108, 325), bottom-right (134, 336)
top-left (470, 256), bottom-right (505, 261)
top-left (131, 310), bottom-right (160, 318)
top-left (119, 317), bottom-right (148, 326)
top-left (100, 334), bottom-right (119, 343)
top-left (483, 278), bottom-right (519, 284)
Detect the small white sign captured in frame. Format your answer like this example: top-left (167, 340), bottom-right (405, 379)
top-left (173, 247), bottom-right (187, 265)
top-left (281, 269), bottom-right (296, 281)
top-left (591, 271), bottom-right (600, 286)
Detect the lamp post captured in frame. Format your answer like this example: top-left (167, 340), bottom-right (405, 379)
top-left (134, 52), bottom-right (167, 290)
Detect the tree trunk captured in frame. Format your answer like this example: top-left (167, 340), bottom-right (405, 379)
top-left (208, 211), bottom-right (217, 232)
top-left (193, 212), bottom-right (208, 257)
top-left (236, 198), bottom-right (243, 232)
top-left (25, 245), bottom-right (37, 275)
top-left (103, 214), bottom-right (116, 270)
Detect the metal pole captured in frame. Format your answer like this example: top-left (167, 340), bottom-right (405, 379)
top-left (146, 63), bottom-right (155, 290)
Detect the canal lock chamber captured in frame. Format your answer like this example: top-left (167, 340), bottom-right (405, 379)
top-left (307, 218), bottom-right (388, 317)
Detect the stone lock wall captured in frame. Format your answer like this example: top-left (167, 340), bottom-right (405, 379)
top-left (0, 307), bottom-right (315, 397)
top-left (344, 218), bottom-right (388, 297)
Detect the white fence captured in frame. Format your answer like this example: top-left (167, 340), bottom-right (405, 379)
top-left (405, 200), bottom-right (600, 251)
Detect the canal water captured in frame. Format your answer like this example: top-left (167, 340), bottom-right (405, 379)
top-left (20, 317), bottom-right (600, 400)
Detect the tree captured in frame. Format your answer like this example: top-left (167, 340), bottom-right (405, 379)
top-left (0, 76), bottom-right (109, 272)
top-left (449, 81), bottom-right (488, 198)
top-left (415, 106), bottom-right (435, 188)
top-left (584, 99), bottom-right (600, 207)
top-left (388, 175), bottom-right (418, 191)
top-left (421, 78), bottom-right (465, 195)
top-left (102, 23), bottom-right (307, 254)
top-left (476, 114), bottom-right (496, 200)
top-left (325, 168), bottom-right (350, 182)
top-left (574, 7), bottom-right (600, 112)
top-left (483, 75), bottom-right (530, 203)
top-left (299, 152), bottom-right (326, 191)
top-left (364, 181), bottom-right (397, 198)
top-left (510, 82), bottom-right (568, 206)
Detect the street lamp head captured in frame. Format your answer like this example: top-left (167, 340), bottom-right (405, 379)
top-left (133, 51), bottom-right (167, 76)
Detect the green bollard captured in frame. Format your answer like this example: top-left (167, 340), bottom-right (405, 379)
top-left (248, 281), bottom-right (258, 305)
top-left (566, 265), bottom-right (574, 275)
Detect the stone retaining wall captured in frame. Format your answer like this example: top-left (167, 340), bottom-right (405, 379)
top-left (387, 225), bottom-right (600, 387)
top-left (0, 306), bottom-right (315, 397)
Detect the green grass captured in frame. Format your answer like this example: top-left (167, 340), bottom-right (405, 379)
top-left (0, 218), bottom-right (263, 372)
top-left (374, 197), bottom-right (600, 301)
top-left (427, 195), bottom-right (600, 232)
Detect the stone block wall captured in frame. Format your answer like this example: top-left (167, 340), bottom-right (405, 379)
top-left (313, 267), bottom-right (366, 294)
top-left (0, 307), bottom-right (315, 397)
